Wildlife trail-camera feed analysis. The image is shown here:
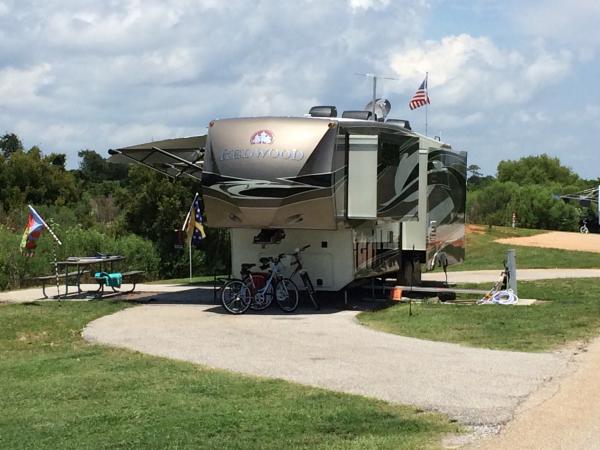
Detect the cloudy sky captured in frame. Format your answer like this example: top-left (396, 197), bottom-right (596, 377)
top-left (1, 0), bottom-right (599, 178)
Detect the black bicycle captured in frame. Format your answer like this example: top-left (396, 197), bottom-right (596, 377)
top-left (288, 245), bottom-right (319, 310)
top-left (221, 254), bottom-right (299, 314)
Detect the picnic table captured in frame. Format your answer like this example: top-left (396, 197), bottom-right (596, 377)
top-left (38, 255), bottom-right (145, 299)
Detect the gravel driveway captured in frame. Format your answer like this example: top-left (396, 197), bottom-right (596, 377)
top-left (83, 298), bottom-right (570, 427)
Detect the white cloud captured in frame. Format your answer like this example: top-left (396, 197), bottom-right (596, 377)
top-left (516, 0), bottom-right (600, 49)
top-left (0, 64), bottom-right (54, 106)
top-left (349, 0), bottom-right (391, 10)
top-left (0, 0), bottom-right (597, 180)
top-left (389, 34), bottom-right (572, 109)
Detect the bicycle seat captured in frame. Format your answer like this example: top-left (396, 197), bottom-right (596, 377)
top-left (241, 263), bottom-right (256, 271)
top-left (259, 257), bottom-right (271, 265)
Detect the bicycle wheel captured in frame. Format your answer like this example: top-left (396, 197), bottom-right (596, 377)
top-left (221, 280), bottom-right (252, 314)
top-left (250, 283), bottom-right (274, 311)
top-left (300, 271), bottom-right (319, 310)
top-left (275, 278), bottom-right (299, 313)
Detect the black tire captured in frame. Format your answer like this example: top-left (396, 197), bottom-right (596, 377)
top-left (249, 283), bottom-right (274, 311)
top-left (221, 280), bottom-right (251, 314)
top-left (300, 272), bottom-right (319, 310)
top-left (275, 278), bottom-right (299, 313)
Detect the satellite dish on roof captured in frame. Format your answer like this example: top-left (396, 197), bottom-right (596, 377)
top-left (364, 98), bottom-right (391, 121)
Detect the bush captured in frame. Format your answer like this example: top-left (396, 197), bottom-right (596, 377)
top-left (0, 224), bottom-right (160, 291)
top-left (467, 181), bottom-right (580, 230)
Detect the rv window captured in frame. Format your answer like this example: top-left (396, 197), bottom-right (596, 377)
top-left (379, 141), bottom-right (401, 166)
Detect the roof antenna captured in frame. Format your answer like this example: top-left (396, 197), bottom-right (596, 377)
top-left (355, 72), bottom-right (400, 119)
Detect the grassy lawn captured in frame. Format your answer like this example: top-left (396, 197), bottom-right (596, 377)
top-left (359, 278), bottom-right (600, 352)
top-left (454, 226), bottom-right (600, 271)
top-left (0, 302), bottom-right (458, 449)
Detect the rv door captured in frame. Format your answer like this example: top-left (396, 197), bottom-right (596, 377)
top-left (347, 134), bottom-right (378, 219)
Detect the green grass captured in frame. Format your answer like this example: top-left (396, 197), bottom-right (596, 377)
top-left (0, 302), bottom-right (458, 449)
top-left (454, 225), bottom-right (600, 271)
top-left (359, 278), bottom-right (600, 352)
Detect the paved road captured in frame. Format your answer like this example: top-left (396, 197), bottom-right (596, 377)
top-left (472, 337), bottom-right (600, 449)
top-left (83, 300), bottom-right (569, 427)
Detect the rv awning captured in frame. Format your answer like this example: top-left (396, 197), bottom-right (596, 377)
top-left (108, 135), bottom-right (206, 181)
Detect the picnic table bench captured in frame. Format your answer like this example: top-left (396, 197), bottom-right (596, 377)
top-left (94, 270), bottom-right (146, 296)
top-left (33, 270), bottom-right (89, 299)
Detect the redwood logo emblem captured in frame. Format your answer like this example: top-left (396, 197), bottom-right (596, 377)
top-left (250, 130), bottom-right (273, 145)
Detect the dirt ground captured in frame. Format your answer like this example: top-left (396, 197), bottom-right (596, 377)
top-left (495, 231), bottom-right (600, 253)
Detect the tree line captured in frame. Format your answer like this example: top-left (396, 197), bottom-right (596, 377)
top-left (0, 133), bottom-right (228, 291)
top-left (467, 154), bottom-right (599, 230)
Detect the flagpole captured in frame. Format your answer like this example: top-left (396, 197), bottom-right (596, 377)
top-left (182, 193), bottom-right (198, 231)
top-left (425, 72), bottom-right (429, 136)
top-left (185, 193), bottom-right (199, 282)
top-left (54, 244), bottom-right (60, 299)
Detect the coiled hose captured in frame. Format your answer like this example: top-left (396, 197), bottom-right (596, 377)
top-left (477, 289), bottom-right (518, 305)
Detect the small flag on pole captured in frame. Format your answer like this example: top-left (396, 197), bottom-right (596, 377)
top-left (20, 206), bottom-right (45, 254)
top-left (409, 75), bottom-right (430, 110)
top-left (186, 194), bottom-right (206, 248)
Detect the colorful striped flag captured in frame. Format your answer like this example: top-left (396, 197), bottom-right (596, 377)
top-left (20, 206), bottom-right (46, 254)
top-left (409, 76), bottom-right (430, 110)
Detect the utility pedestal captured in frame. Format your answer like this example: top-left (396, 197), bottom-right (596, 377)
top-left (506, 249), bottom-right (517, 296)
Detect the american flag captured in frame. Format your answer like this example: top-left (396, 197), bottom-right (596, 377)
top-left (409, 76), bottom-right (430, 110)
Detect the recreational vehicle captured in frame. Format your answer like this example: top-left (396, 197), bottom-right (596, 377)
top-left (109, 104), bottom-right (467, 291)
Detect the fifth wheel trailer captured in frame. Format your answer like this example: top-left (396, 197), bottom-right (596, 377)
top-left (109, 106), bottom-right (467, 291)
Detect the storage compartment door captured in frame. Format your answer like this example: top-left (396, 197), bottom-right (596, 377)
top-left (347, 134), bottom-right (378, 219)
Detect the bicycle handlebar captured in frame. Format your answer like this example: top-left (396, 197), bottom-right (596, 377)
top-left (287, 244), bottom-right (311, 257)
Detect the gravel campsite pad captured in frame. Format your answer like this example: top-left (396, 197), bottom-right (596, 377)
top-left (83, 304), bottom-right (571, 427)
top-left (495, 231), bottom-right (600, 253)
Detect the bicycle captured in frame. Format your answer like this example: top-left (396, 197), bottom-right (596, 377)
top-left (221, 254), bottom-right (299, 314)
top-left (580, 218), bottom-right (589, 234)
top-left (288, 244), bottom-right (320, 310)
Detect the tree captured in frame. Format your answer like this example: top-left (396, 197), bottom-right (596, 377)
top-left (45, 153), bottom-right (67, 169)
top-left (497, 154), bottom-right (581, 187)
top-left (78, 149), bottom-right (128, 184)
top-left (467, 164), bottom-right (482, 178)
top-left (0, 133), bottom-right (23, 158)
top-left (115, 166), bottom-right (201, 277)
top-left (0, 146), bottom-right (78, 214)
top-left (467, 163), bottom-right (495, 189)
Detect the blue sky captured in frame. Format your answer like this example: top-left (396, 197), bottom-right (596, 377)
top-left (1, 0), bottom-right (599, 179)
